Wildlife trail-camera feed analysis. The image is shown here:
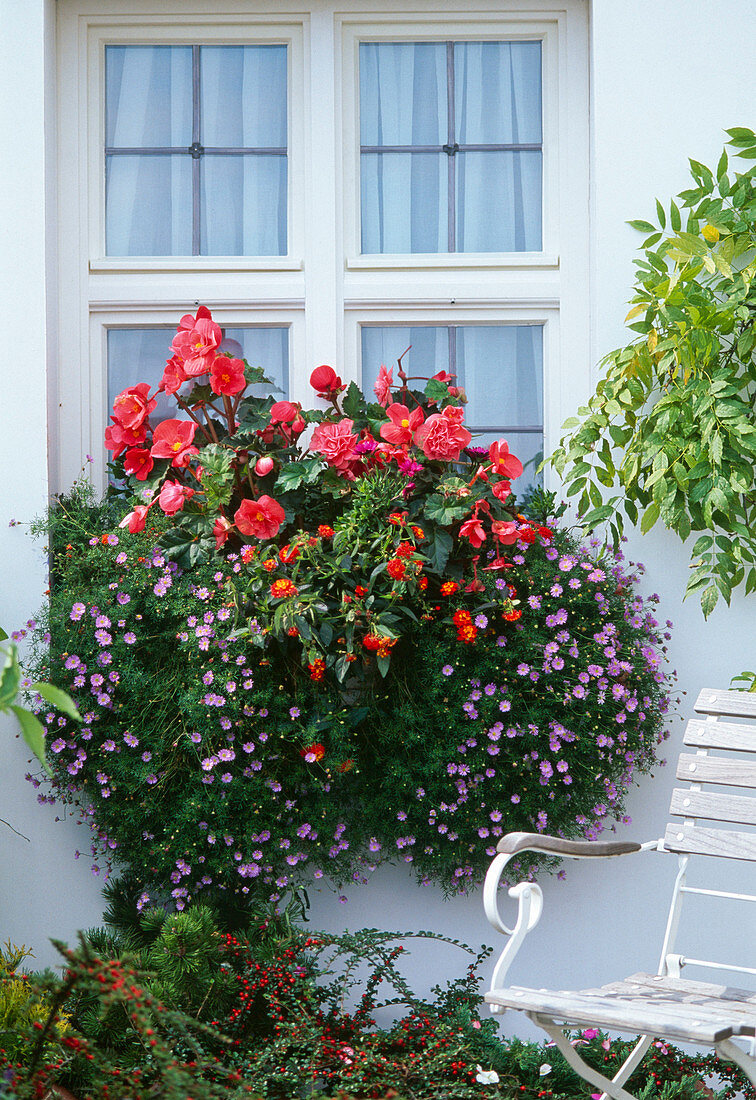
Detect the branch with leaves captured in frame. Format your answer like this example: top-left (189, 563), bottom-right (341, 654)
top-left (550, 127), bottom-right (756, 617)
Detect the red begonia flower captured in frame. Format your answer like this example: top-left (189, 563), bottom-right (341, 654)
top-left (118, 504), bottom-right (151, 534)
top-left (159, 355), bottom-right (188, 395)
top-left (310, 364), bottom-right (345, 398)
top-left (491, 520), bottom-right (520, 544)
top-left (235, 495), bottom-right (286, 539)
top-left (491, 479), bottom-right (512, 502)
top-left (413, 405), bottom-right (471, 461)
top-left (150, 419), bottom-right (199, 468)
top-left (111, 383), bottom-right (156, 432)
top-left (379, 403), bottom-right (425, 447)
top-left (104, 420), bottom-right (147, 457)
top-left (459, 516), bottom-right (487, 548)
top-left (270, 401), bottom-right (300, 423)
top-left (123, 447), bottom-right (154, 481)
top-left (170, 309), bottom-right (222, 377)
top-left (158, 481), bottom-right (194, 516)
top-left (210, 356), bottom-right (246, 396)
top-left (373, 365), bottom-right (394, 408)
top-left (488, 439), bottom-right (524, 480)
top-left (213, 516), bottom-right (232, 550)
top-left (310, 419), bottom-right (358, 471)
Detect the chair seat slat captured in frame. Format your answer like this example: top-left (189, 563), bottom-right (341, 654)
top-left (664, 823), bottom-right (756, 862)
top-left (485, 977), bottom-right (755, 1043)
top-left (676, 753), bottom-right (756, 788)
top-left (694, 688), bottom-right (756, 719)
top-left (669, 788), bottom-right (756, 826)
top-left (684, 719), bottom-right (756, 754)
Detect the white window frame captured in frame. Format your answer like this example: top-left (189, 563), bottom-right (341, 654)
top-left (53, 0), bottom-right (589, 500)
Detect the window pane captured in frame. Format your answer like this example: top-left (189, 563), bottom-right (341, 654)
top-left (456, 150), bottom-right (542, 251)
top-left (359, 42), bottom-right (445, 146)
top-left (106, 46), bottom-right (192, 147)
top-left (106, 155), bottom-right (193, 255)
top-left (200, 46), bottom-right (287, 148)
top-left (361, 324), bottom-right (543, 488)
top-left (454, 42), bottom-right (541, 145)
top-left (200, 155), bottom-right (287, 255)
top-left (361, 153), bottom-right (447, 253)
top-left (107, 326), bottom-right (289, 424)
top-left (362, 326), bottom-right (450, 391)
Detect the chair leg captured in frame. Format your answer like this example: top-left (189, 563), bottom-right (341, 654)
top-left (531, 1015), bottom-right (644, 1100)
top-left (715, 1038), bottom-right (756, 1090)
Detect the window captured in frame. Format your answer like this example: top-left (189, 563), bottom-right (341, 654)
top-left (105, 44), bottom-right (288, 256)
top-left (54, 2), bottom-right (588, 499)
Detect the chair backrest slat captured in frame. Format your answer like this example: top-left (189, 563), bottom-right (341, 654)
top-left (694, 688), bottom-right (756, 719)
top-left (684, 718), bottom-right (756, 754)
top-left (663, 823), bottom-right (756, 862)
top-left (669, 788), bottom-right (756, 827)
top-left (676, 753), bottom-right (756, 789)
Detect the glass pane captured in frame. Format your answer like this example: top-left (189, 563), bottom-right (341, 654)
top-left (361, 152), bottom-right (447, 253)
top-left (456, 150), bottom-right (542, 251)
top-left (107, 326), bottom-right (289, 423)
top-left (456, 325), bottom-right (542, 428)
top-left (455, 42), bottom-right (541, 145)
top-left (362, 327), bottom-right (450, 397)
top-left (200, 155), bottom-right (287, 256)
top-left (359, 42), bottom-right (446, 146)
top-left (106, 45), bottom-right (192, 148)
top-left (106, 155), bottom-right (192, 256)
top-left (201, 45), bottom-right (287, 148)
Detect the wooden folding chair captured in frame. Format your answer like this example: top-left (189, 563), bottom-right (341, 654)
top-left (483, 688), bottom-right (756, 1100)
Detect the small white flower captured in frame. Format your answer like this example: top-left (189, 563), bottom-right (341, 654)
top-left (475, 1065), bottom-right (500, 1085)
top-left (539, 1063), bottom-right (552, 1076)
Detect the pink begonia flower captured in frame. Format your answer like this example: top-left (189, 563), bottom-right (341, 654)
top-left (159, 354), bottom-right (188, 395)
top-left (379, 403), bottom-right (425, 447)
top-left (373, 364), bottom-right (394, 407)
top-left (213, 515), bottom-right (232, 550)
top-left (491, 520), bottom-right (520, 544)
top-left (310, 364), bottom-right (345, 398)
top-left (488, 438), bottom-right (524, 480)
top-left (123, 447), bottom-right (154, 481)
top-left (459, 516), bottom-right (487, 548)
top-left (255, 456), bottom-right (275, 476)
top-left (158, 481), bottom-right (194, 516)
top-left (104, 421), bottom-right (147, 457)
top-left (170, 306), bottom-right (222, 377)
top-left (150, 419), bottom-right (199, 468)
top-left (111, 383), bottom-right (156, 432)
top-left (118, 504), bottom-right (151, 534)
top-left (582, 1029), bottom-right (600, 1040)
top-left (413, 405), bottom-right (471, 461)
top-left (210, 355), bottom-right (246, 396)
top-left (431, 370), bottom-right (453, 385)
top-left (310, 418), bottom-right (359, 471)
top-left (235, 495), bottom-right (285, 539)
top-left (491, 479), bottom-right (512, 502)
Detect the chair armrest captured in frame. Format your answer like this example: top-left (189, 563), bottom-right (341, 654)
top-left (496, 831), bottom-right (643, 859)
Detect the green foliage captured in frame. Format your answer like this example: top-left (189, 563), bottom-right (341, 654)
top-left (1, 905), bottom-right (753, 1100)
top-left (30, 489), bottom-right (672, 908)
top-left (549, 128), bottom-right (756, 616)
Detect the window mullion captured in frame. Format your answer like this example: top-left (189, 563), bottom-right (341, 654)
top-left (192, 44), bottom-right (201, 256)
top-left (446, 41), bottom-right (456, 254)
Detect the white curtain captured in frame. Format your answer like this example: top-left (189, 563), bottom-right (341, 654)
top-left (105, 45), bottom-right (287, 256)
top-left (359, 41), bottom-right (542, 254)
top-left (108, 326), bottom-right (289, 418)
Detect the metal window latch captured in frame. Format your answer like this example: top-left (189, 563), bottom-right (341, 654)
top-left (442, 143), bottom-right (459, 156)
top-left (188, 142), bottom-right (204, 159)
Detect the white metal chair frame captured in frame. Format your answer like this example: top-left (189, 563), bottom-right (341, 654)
top-left (483, 688), bottom-right (756, 1100)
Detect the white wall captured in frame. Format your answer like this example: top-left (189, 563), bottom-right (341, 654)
top-left (0, 0), bottom-right (754, 1032)
top-left (0, 0), bottom-right (105, 962)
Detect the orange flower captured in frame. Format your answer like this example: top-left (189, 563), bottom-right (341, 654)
top-left (388, 511), bottom-right (408, 526)
top-left (308, 658), bottom-right (326, 681)
top-left (395, 542), bottom-right (416, 559)
top-left (502, 609), bottom-right (522, 622)
top-left (387, 558), bottom-right (406, 580)
top-left (411, 526), bottom-right (425, 539)
top-left (263, 558), bottom-right (278, 572)
top-left (318, 524), bottom-right (335, 538)
top-left (456, 623), bottom-right (478, 643)
top-left (441, 581), bottom-right (460, 597)
top-left (452, 608), bottom-right (472, 626)
top-left (287, 627), bottom-right (300, 637)
top-left (279, 543), bottom-right (300, 564)
top-left (337, 758), bottom-right (354, 773)
top-left (241, 545), bottom-right (256, 564)
top-left (270, 578), bottom-right (298, 599)
top-left (418, 575), bottom-right (428, 590)
top-left (354, 585), bottom-right (368, 598)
